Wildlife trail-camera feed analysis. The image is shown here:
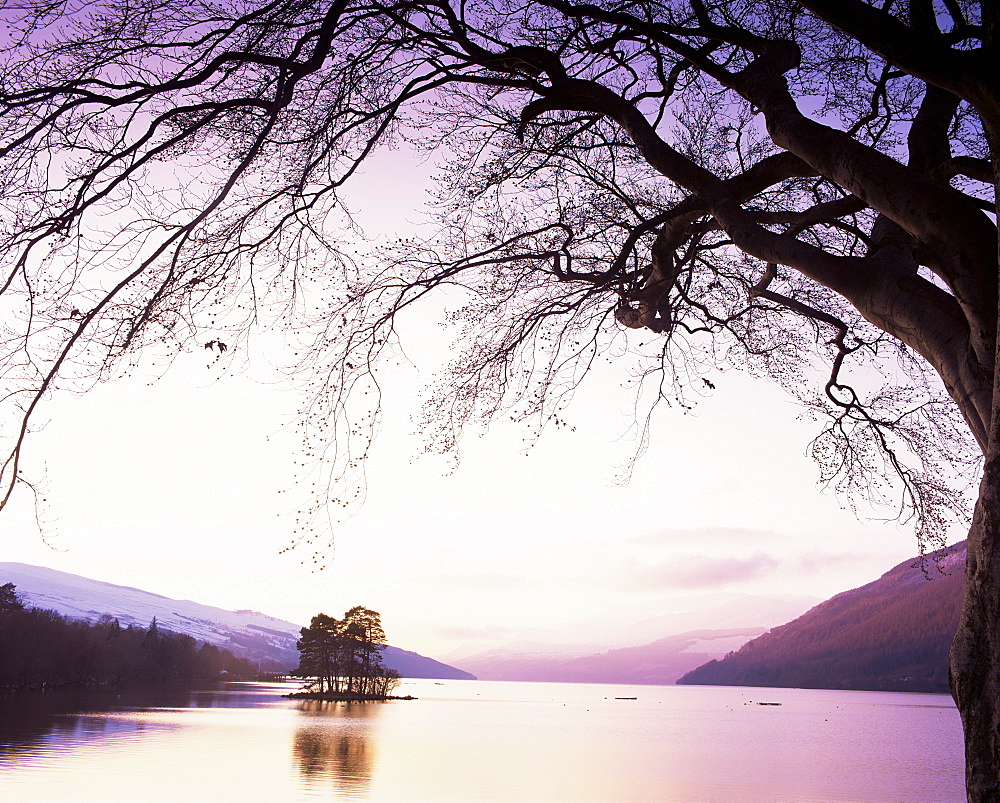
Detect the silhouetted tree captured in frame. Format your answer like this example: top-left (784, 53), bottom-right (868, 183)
top-left (0, 583), bottom-right (24, 615)
top-left (371, 667), bottom-right (402, 699)
top-left (294, 607), bottom-right (391, 698)
top-left (1, 1), bottom-right (999, 793)
top-left (295, 613), bottom-right (345, 694)
top-left (343, 606), bottom-right (387, 696)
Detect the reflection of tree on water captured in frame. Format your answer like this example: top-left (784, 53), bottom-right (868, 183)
top-left (292, 700), bottom-right (380, 795)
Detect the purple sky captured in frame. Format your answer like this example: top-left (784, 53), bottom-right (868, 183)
top-left (1, 149), bottom-right (962, 658)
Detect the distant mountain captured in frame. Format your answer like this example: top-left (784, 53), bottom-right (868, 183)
top-left (577, 593), bottom-right (821, 648)
top-left (382, 645), bottom-right (474, 680)
top-left (678, 542), bottom-right (966, 693)
top-left (457, 627), bottom-right (766, 684)
top-left (0, 562), bottom-right (474, 680)
top-left (439, 592), bottom-right (818, 665)
top-left (440, 592), bottom-right (819, 684)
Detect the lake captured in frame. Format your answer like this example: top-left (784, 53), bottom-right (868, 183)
top-left (0, 678), bottom-right (964, 801)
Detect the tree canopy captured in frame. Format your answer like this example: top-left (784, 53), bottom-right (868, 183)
top-left (2, 0), bottom-right (999, 794)
top-left (293, 606), bottom-right (399, 699)
top-left (0, 582), bottom-right (25, 615)
top-left (1, 0), bottom-right (990, 545)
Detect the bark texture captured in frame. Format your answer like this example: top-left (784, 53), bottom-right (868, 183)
top-left (953, 447), bottom-right (1000, 799)
top-left (951, 99), bottom-right (1000, 803)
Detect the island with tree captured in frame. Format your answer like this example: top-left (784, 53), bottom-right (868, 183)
top-left (288, 606), bottom-right (413, 701)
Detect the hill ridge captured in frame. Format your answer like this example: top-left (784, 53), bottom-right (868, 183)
top-left (677, 541), bottom-right (965, 693)
top-left (0, 562), bottom-right (474, 680)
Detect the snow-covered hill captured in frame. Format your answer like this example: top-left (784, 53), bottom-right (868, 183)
top-left (0, 562), bottom-right (473, 679)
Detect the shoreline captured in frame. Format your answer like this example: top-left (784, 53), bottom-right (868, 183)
top-left (283, 691), bottom-right (417, 702)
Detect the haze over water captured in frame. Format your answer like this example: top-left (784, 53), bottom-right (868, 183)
top-left (0, 679), bottom-right (963, 801)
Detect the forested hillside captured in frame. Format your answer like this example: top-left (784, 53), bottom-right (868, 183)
top-left (678, 543), bottom-right (965, 693)
top-left (0, 563), bottom-right (474, 679)
top-left (0, 584), bottom-right (257, 692)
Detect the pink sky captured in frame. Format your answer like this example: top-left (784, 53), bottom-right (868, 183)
top-left (0, 149), bottom-right (962, 658)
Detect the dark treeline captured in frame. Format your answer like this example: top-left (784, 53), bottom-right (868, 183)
top-left (0, 583), bottom-right (256, 692)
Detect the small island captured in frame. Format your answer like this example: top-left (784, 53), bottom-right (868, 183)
top-left (285, 606), bottom-right (416, 702)
top-left (284, 689), bottom-right (416, 702)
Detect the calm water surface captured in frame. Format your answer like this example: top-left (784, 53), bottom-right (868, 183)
top-left (0, 678), bottom-right (963, 801)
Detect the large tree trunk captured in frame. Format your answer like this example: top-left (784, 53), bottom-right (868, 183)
top-left (952, 271), bottom-right (1000, 799)
top-left (955, 506), bottom-right (1000, 799)
top-left (950, 97), bottom-right (1000, 798)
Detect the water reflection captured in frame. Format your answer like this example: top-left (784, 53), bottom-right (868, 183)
top-left (0, 681), bottom-right (245, 759)
top-left (292, 700), bottom-right (380, 796)
top-left (1, 686), bottom-right (164, 756)
top-left (0, 681), bottom-right (964, 801)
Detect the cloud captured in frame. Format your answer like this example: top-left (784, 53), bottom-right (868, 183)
top-left (614, 552), bottom-right (780, 591)
top-left (793, 551), bottom-right (870, 575)
top-left (414, 573), bottom-right (532, 591)
top-left (627, 526), bottom-right (787, 548)
top-left (432, 624), bottom-right (520, 642)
